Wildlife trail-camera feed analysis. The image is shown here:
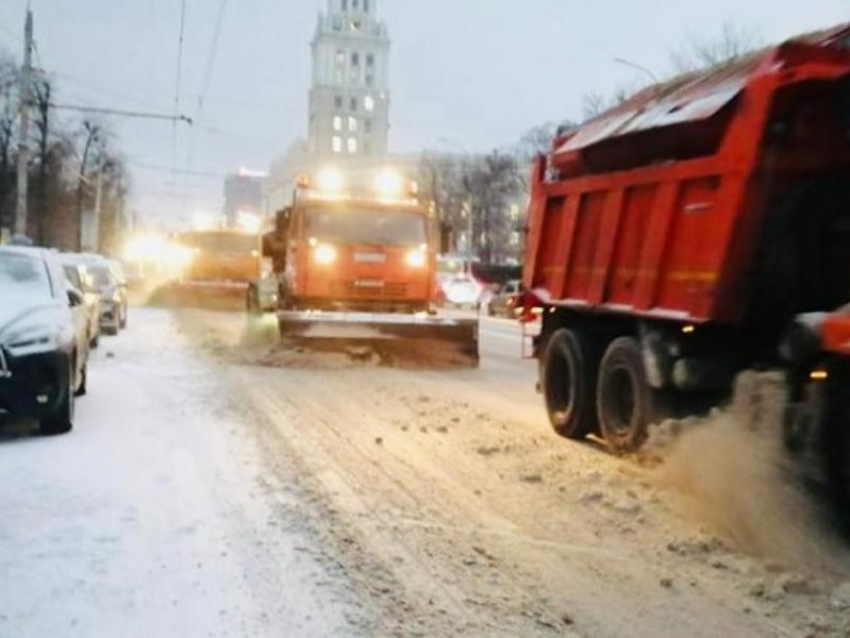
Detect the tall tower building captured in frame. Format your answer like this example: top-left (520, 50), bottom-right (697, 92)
top-left (308, 0), bottom-right (390, 158)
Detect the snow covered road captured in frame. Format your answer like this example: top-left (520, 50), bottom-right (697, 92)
top-left (2, 307), bottom-right (850, 638)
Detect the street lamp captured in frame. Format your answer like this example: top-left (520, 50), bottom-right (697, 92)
top-left (613, 58), bottom-right (660, 85)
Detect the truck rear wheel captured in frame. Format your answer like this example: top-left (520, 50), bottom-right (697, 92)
top-left (542, 328), bottom-right (599, 439)
top-left (597, 337), bottom-right (652, 455)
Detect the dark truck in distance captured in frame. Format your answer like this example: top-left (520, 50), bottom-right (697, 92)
top-left (521, 26), bottom-right (850, 509)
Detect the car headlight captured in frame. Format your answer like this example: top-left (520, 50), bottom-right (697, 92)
top-left (3, 326), bottom-right (60, 357)
top-left (313, 244), bottom-right (338, 265)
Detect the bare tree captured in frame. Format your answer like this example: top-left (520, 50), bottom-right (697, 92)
top-left (671, 22), bottom-right (762, 73)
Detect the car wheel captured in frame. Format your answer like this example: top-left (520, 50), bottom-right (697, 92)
top-left (120, 306), bottom-right (128, 329)
top-left (104, 325), bottom-right (119, 337)
top-left (41, 362), bottom-right (75, 435)
top-left (75, 363), bottom-right (88, 398)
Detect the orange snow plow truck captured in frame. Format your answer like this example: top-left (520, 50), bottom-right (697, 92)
top-left (522, 25), bottom-right (850, 512)
top-left (166, 229), bottom-right (276, 311)
top-left (262, 170), bottom-right (479, 365)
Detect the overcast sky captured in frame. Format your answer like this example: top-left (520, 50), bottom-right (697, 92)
top-left (0, 1), bottom-right (847, 227)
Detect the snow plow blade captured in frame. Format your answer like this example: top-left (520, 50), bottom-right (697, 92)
top-left (278, 311), bottom-right (480, 367)
top-left (149, 281), bottom-right (249, 312)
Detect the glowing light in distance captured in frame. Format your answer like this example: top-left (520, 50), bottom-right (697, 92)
top-left (237, 211), bottom-right (262, 234)
top-left (374, 168), bottom-right (404, 198)
top-left (316, 167), bottom-right (345, 193)
top-left (123, 233), bottom-right (166, 263)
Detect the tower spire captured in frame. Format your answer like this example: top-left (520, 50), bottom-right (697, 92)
top-left (309, 0), bottom-right (390, 157)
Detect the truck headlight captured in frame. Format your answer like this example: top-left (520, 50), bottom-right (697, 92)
top-left (314, 244), bottom-right (338, 265)
top-left (405, 248), bottom-right (427, 268)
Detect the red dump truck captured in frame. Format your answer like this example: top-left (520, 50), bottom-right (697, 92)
top-left (523, 25), bottom-right (850, 506)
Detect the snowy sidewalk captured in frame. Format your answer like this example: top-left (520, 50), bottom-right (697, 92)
top-left (0, 308), bottom-right (365, 638)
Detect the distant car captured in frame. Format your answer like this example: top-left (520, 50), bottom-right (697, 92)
top-left (441, 275), bottom-right (484, 309)
top-left (487, 280), bottom-right (522, 318)
top-left (107, 260), bottom-right (129, 329)
top-left (61, 258), bottom-right (102, 349)
top-left (68, 255), bottom-right (126, 335)
top-left (0, 246), bottom-right (90, 434)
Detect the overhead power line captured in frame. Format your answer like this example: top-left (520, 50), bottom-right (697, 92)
top-left (47, 103), bottom-right (193, 125)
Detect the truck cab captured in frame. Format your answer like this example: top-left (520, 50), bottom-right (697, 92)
top-left (275, 198), bottom-right (437, 314)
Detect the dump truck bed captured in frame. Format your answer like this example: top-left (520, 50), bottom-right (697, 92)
top-left (525, 29), bottom-right (850, 327)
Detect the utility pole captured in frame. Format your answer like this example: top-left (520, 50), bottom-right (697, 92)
top-left (14, 9), bottom-right (34, 237)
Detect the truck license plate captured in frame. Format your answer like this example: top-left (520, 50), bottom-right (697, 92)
top-left (355, 280), bottom-right (385, 288)
top-left (354, 252), bottom-right (386, 263)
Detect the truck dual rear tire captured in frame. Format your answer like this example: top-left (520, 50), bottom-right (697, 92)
top-left (542, 328), bottom-right (599, 439)
top-left (597, 337), bottom-right (652, 455)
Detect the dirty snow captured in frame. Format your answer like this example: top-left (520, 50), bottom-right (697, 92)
top-left (3, 307), bottom-right (850, 637)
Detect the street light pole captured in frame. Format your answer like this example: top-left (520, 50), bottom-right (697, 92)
top-left (14, 9), bottom-right (34, 237)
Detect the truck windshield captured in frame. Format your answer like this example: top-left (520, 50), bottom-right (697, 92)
top-left (0, 252), bottom-right (52, 299)
top-left (305, 207), bottom-right (427, 247)
top-left (180, 233), bottom-right (258, 254)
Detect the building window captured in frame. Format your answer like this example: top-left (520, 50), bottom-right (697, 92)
top-left (347, 137), bottom-right (358, 154)
top-left (365, 74), bottom-right (374, 87)
top-left (332, 137), bottom-right (343, 153)
top-left (334, 95), bottom-right (343, 109)
top-left (510, 204), bottom-right (520, 222)
top-left (350, 97), bottom-right (358, 112)
top-left (352, 0), bottom-right (359, 9)
top-left (333, 116), bottom-right (342, 131)
top-left (364, 141), bottom-right (372, 154)
top-left (364, 96), bottom-right (375, 112)
top-left (341, 0), bottom-right (348, 10)
top-left (348, 117), bottom-right (358, 132)
top-left (351, 52), bottom-right (360, 66)
top-left (335, 50), bottom-right (346, 65)
top-left (350, 19), bottom-right (362, 32)
top-left (364, 0), bottom-right (370, 11)
top-left (332, 16), bottom-right (342, 30)
top-left (366, 54), bottom-right (375, 67)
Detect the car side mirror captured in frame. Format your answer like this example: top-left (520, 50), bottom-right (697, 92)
top-left (67, 288), bottom-right (84, 307)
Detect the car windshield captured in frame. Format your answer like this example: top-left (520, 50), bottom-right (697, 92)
top-left (87, 264), bottom-right (114, 287)
top-left (180, 233), bottom-right (258, 254)
top-left (0, 252), bottom-right (52, 299)
top-left (305, 207), bottom-right (427, 247)
top-left (62, 265), bottom-right (83, 290)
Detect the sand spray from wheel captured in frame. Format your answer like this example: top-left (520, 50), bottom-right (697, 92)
top-left (648, 371), bottom-right (850, 575)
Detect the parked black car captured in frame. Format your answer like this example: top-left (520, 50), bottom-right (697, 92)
top-left (0, 247), bottom-right (90, 434)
